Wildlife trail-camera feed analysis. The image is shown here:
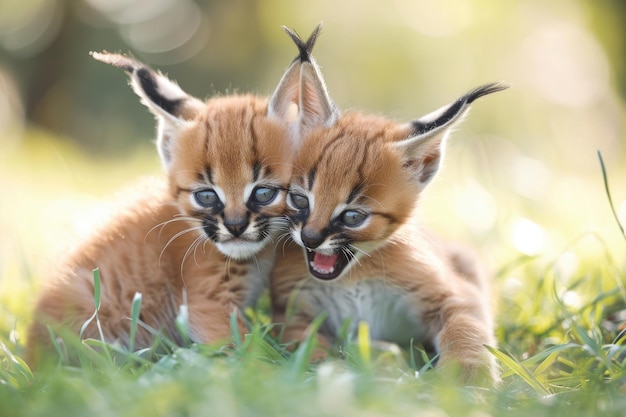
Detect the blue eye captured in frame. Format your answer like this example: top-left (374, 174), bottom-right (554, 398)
top-left (341, 210), bottom-right (368, 227)
top-left (194, 190), bottom-right (220, 207)
top-left (253, 187), bottom-right (277, 205)
top-left (289, 193), bottom-right (309, 210)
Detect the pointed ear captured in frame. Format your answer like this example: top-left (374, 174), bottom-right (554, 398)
top-left (394, 82), bottom-right (509, 189)
top-left (268, 24), bottom-right (322, 124)
top-left (270, 24), bottom-right (339, 148)
top-left (91, 51), bottom-right (204, 169)
top-left (298, 52), bottom-right (339, 138)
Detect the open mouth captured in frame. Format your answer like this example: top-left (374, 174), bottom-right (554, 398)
top-left (305, 249), bottom-right (352, 281)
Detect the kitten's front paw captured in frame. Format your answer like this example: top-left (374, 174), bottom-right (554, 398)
top-left (437, 356), bottom-right (500, 388)
top-left (309, 347), bottom-right (329, 363)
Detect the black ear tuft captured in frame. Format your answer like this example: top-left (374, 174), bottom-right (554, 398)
top-left (394, 82), bottom-right (508, 190)
top-left (281, 23), bottom-right (323, 63)
top-left (92, 51), bottom-right (191, 120)
top-left (464, 82), bottom-right (510, 104)
top-left (91, 50), bottom-right (203, 170)
top-left (135, 68), bottom-right (182, 116)
top-left (411, 101), bottom-right (465, 136)
top-left (411, 82), bottom-right (509, 136)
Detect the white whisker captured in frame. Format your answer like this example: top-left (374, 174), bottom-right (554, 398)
top-left (179, 233), bottom-right (205, 285)
top-left (145, 215), bottom-right (198, 242)
top-left (158, 225), bottom-right (205, 266)
top-left (340, 247), bottom-right (359, 283)
top-left (341, 247), bottom-right (360, 267)
top-left (251, 252), bottom-right (261, 273)
top-left (349, 244), bottom-right (371, 258)
top-left (192, 235), bottom-right (210, 266)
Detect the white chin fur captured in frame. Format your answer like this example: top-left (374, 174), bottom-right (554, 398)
top-left (216, 240), bottom-right (268, 260)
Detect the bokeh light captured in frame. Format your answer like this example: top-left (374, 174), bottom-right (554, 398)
top-left (0, 0), bottom-right (63, 56)
top-left (510, 218), bottom-right (547, 256)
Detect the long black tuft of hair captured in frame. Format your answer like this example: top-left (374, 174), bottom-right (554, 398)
top-left (91, 51), bottom-right (183, 116)
top-left (464, 81), bottom-right (510, 104)
top-left (411, 82), bottom-right (509, 136)
top-left (281, 23), bottom-right (323, 63)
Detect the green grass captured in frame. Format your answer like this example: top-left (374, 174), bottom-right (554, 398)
top-left (1, 134), bottom-right (625, 416)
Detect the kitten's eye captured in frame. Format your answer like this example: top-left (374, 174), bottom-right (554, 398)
top-left (289, 193), bottom-right (309, 210)
top-left (341, 210), bottom-right (368, 227)
top-left (252, 186), bottom-right (277, 205)
top-left (194, 190), bottom-right (220, 207)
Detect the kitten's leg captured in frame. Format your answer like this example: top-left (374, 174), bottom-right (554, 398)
top-left (273, 310), bottom-right (330, 361)
top-left (187, 301), bottom-right (248, 345)
top-left (432, 293), bottom-right (500, 387)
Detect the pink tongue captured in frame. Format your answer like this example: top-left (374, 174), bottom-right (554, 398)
top-left (313, 253), bottom-right (339, 270)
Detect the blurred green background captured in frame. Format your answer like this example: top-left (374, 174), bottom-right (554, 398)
top-left (0, 0), bottom-right (625, 325)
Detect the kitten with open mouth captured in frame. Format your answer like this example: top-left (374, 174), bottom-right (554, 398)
top-left (271, 24), bottom-right (507, 387)
top-left (305, 249), bottom-right (352, 280)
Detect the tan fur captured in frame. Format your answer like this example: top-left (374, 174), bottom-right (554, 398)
top-left (271, 112), bottom-right (499, 386)
top-left (27, 95), bottom-right (293, 367)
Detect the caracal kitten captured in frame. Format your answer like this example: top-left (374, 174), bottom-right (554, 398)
top-left (271, 29), bottom-right (507, 386)
top-left (26, 38), bottom-right (314, 366)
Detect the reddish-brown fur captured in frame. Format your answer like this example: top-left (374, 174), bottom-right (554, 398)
top-left (271, 112), bottom-right (499, 386)
top-left (27, 94), bottom-right (293, 367)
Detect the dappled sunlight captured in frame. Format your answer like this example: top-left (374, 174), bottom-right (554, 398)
top-left (554, 251), bottom-right (580, 282)
top-left (561, 290), bottom-right (583, 310)
top-left (453, 179), bottom-right (498, 236)
top-left (510, 217), bottom-right (547, 256)
top-left (509, 155), bottom-right (551, 201)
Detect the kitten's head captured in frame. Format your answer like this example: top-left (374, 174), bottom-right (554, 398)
top-left (91, 43), bottom-right (316, 260)
top-left (278, 34), bottom-right (508, 280)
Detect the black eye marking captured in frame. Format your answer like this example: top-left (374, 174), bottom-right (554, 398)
top-left (194, 189), bottom-right (220, 208)
top-left (205, 167), bottom-right (214, 184)
top-left (252, 161), bottom-right (262, 182)
top-left (347, 184), bottom-right (364, 205)
top-left (289, 193), bottom-right (309, 210)
top-left (340, 210), bottom-right (368, 227)
top-left (252, 186), bottom-right (278, 205)
top-left (307, 169), bottom-right (316, 191)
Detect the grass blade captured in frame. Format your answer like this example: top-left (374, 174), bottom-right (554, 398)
top-left (128, 292), bottom-right (142, 353)
top-left (230, 310), bottom-right (243, 349)
top-left (46, 325), bottom-right (67, 364)
top-left (486, 346), bottom-right (551, 395)
top-left (176, 306), bottom-right (191, 347)
top-left (597, 150), bottom-right (625, 243)
top-left (0, 342), bottom-right (34, 388)
top-left (79, 268), bottom-right (102, 340)
top-left (290, 313), bottom-right (327, 377)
